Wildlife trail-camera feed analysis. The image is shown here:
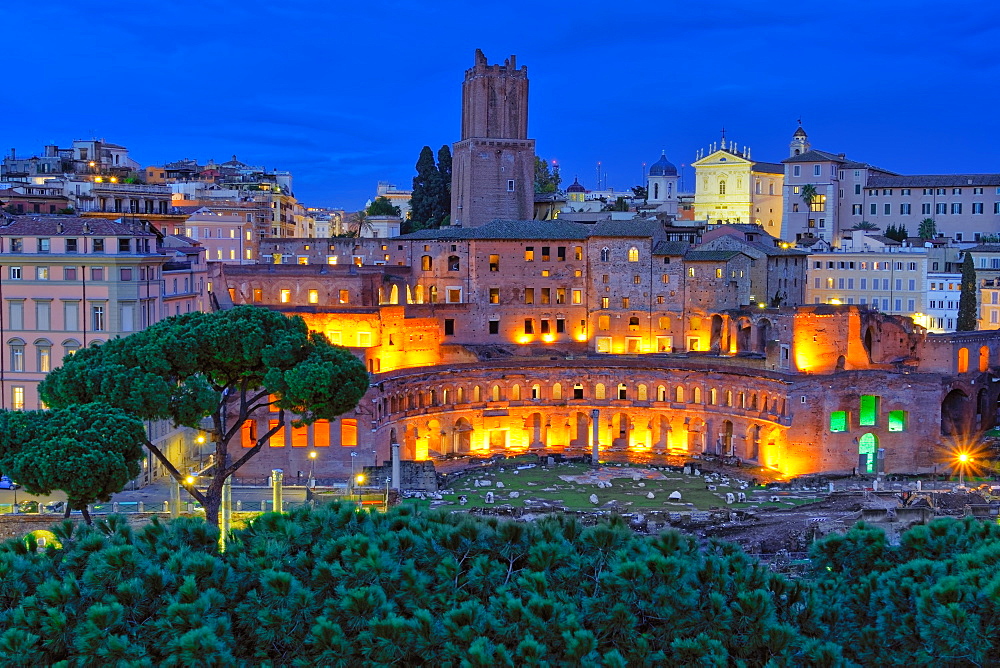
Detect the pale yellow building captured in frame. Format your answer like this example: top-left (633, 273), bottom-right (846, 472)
top-left (692, 137), bottom-right (783, 234)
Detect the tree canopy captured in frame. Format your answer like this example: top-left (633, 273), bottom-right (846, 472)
top-left (366, 196), bottom-right (400, 217)
top-left (0, 404), bottom-right (146, 523)
top-left (957, 251), bottom-right (978, 331)
top-left (1, 507), bottom-right (998, 665)
top-left (38, 306), bottom-right (370, 525)
top-left (534, 157), bottom-right (561, 193)
top-left (917, 217), bottom-right (937, 239)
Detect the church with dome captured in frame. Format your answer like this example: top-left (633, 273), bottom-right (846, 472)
top-left (646, 151), bottom-right (680, 216)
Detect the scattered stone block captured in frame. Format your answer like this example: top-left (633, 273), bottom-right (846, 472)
top-left (589, 494), bottom-right (599, 505)
top-left (668, 490), bottom-right (682, 500)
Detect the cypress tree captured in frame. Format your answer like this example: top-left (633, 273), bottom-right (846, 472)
top-left (957, 252), bottom-right (978, 331)
top-left (435, 145), bottom-right (452, 225)
top-left (408, 146), bottom-right (440, 232)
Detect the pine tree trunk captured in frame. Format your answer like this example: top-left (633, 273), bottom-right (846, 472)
top-left (80, 504), bottom-right (92, 525)
top-left (203, 486), bottom-right (222, 527)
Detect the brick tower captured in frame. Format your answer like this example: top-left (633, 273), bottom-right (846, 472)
top-left (450, 49), bottom-right (536, 227)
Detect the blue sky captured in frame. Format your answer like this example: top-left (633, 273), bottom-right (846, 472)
top-left (5, 1), bottom-right (1000, 210)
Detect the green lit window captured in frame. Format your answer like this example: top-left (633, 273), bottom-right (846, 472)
top-left (830, 411), bottom-right (847, 432)
top-left (888, 410), bottom-right (907, 432)
top-left (859, 395), bottom-right (878, 426)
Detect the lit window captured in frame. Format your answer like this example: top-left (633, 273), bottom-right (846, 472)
top-left (308, 290), bottom-right (319, 304)
top-left (829, 411), bottom-right (847, 432)
top-left (11, 386), bottom-right (24, 411)
top-left (280, 289), bottom-right (291, 303)
top-left (859, 395), bottom-right (878, 426)
top-left (888, 410), bottom-right (907, 432)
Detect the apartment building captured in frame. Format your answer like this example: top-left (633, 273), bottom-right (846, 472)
top-left (0, 215), bottom-right (208, 409)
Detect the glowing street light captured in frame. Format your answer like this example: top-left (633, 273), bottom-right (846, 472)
top-left (956, 452), bottom-right (971, 488)
top-left (308, 450), bottom-right (317, 488)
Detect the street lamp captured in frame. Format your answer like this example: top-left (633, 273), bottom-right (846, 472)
top-left (957, 452), bottom-right (971, 488)
top-left (308, 450), bottom-right (317, 488)
top-left (196, 434), bottom-right (206, 469)
top-left (355, 473), bottom-right (365, 510)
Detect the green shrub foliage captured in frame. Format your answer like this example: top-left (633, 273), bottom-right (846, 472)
top-left (1, 508), bottom-right (998, 665)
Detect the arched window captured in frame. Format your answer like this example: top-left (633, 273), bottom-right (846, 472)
top-left (859, 433), bottom-right (879, 474)
top-left (457, 387), bottom-right (465, 403)
top-left (958, 347), bottom-right (969, 373)
top-left (629, 316), bottom-right (640, 331)
top-left (415, 284), bottom-right (424, 303)
top-left (595, 383), bottom-right (606, 400)
top-left (710, 388), bottom-right (717, 405)
top-left (442, 389), bottom-right (449, 404)
top-left (600, 247), bottom-right (610, 262)
top-left (719, 180), bottom-right (727, 195)
top-left (429, 286), bottom-right (438, 303)
top-left (511, 384), bottom-right (521, 401)
top-left (675, 386), bottom-right (684, 402)
top-left (552, 383), bottom-right (562, 400)
top-left (447, 256), bottom-right (460, 271)
top-left (421, 255), bottom-right (432, 271)
top-left (491, 385), bottom-right (501, 401)
top-left (8, 338), bottom-right (24, 372)
top-left (472, 386), bottom-right (481, 402)
top-left (657, 385), bottom-right (666, 401)
top-left (726, 390), bottom-right (733, 406)
top-left (653, 183), bottom-right (659, 199)
top-left (35, 339), bottom-right (52, 373)
top-left (530, 384), bottom-right (540, 400)
top-left (980, 346), bottom-right (990, 373)
top-left (637, 384), bottom-right (648, 401)
top-left (693, 387), bottom-right (701, 404)
top-left (617, 383), bottom-right (627, 400)
top-left (628, 247), bottom-right (639, 262)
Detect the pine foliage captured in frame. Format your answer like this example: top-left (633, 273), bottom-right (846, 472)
top-left (2, 508), bottom-right (1000, 665)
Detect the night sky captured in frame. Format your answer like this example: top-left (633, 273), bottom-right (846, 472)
top-left (5, 1), bottom-right (998, 210)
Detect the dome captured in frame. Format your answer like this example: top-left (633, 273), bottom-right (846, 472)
top-left (648, 152), bottom-right (677, 177)
top-left (566, 177), bottom-right (586, 193)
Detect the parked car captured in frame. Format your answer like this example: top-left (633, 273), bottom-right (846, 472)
top-left (0, 476), bottom-right (19, 490)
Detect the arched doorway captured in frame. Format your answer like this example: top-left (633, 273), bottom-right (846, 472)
top-left (863, 326), bottom-right (875, 362)
top-left (736, 318), bottom-right (752, 353)
top-left (454, 418), bottom-right (473, 453)
top-left (858, 433), bottom-right (878, 474)
top-left (748, 425), bottom-right (761, 461)
top-left (710, 314), bottom-right (725, 352)
top-left (426, 419), bottom-right (444, 456)
top-left (721, 420), bottom-right (734, 456)
top-left (756, 319), bottom-right (772, 353)
top-left (942, 389), bottom-right (971, 437)
top-left (612, 413), bottom-right (630, 448)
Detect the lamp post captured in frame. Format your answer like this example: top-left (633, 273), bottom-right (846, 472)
top-left (355, 473), bottom-right (365, 510)
top-left (308, 450), bottom-right (317, 488)
top-left (957, 452), bottom-right (970, 488)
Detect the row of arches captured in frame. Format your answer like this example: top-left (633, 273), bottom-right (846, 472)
top-left (383, 379), bottom-right (787, 419)
top-left (389, 411), bottom-right (785, 466)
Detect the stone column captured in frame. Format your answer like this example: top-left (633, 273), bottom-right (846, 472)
top-left (170, 477), bottom-right (181, 518)
top-left (590, 408), bottom-right (600, 465)
top-left (272, 469), bottom-right (283, 513)
top-left (391, 441), bottom-right (401, 491)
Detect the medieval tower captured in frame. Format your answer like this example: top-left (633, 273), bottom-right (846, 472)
top-left (450, 49), bottom-right (536, 227)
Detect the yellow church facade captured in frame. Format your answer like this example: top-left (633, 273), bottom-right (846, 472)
top-left (692, 139), bottom-right (784, 235)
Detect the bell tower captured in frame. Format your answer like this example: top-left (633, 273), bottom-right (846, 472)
top-left (789, 125), bottom-right (810, 157)
top-left (450, 49), bottom-right (536, 227)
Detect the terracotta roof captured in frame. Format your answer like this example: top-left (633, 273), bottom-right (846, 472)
top-left (653, 241), bottom-right (691, 255)
top-left (751, 161), bottom-right (784, 174)
top-left (684, 250), bottom-right (746, 262)
top-left (396, 218), bottom-right (664, 241)
top-left (867, 174), bottom-right (1000, 188)
top-left (783, 149), bottom-right (849, 164)
top-left (0, 215), bottom-right (156, 236)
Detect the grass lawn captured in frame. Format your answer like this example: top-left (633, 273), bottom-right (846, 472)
top-left (436, 460), bottom-right (825, 512)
